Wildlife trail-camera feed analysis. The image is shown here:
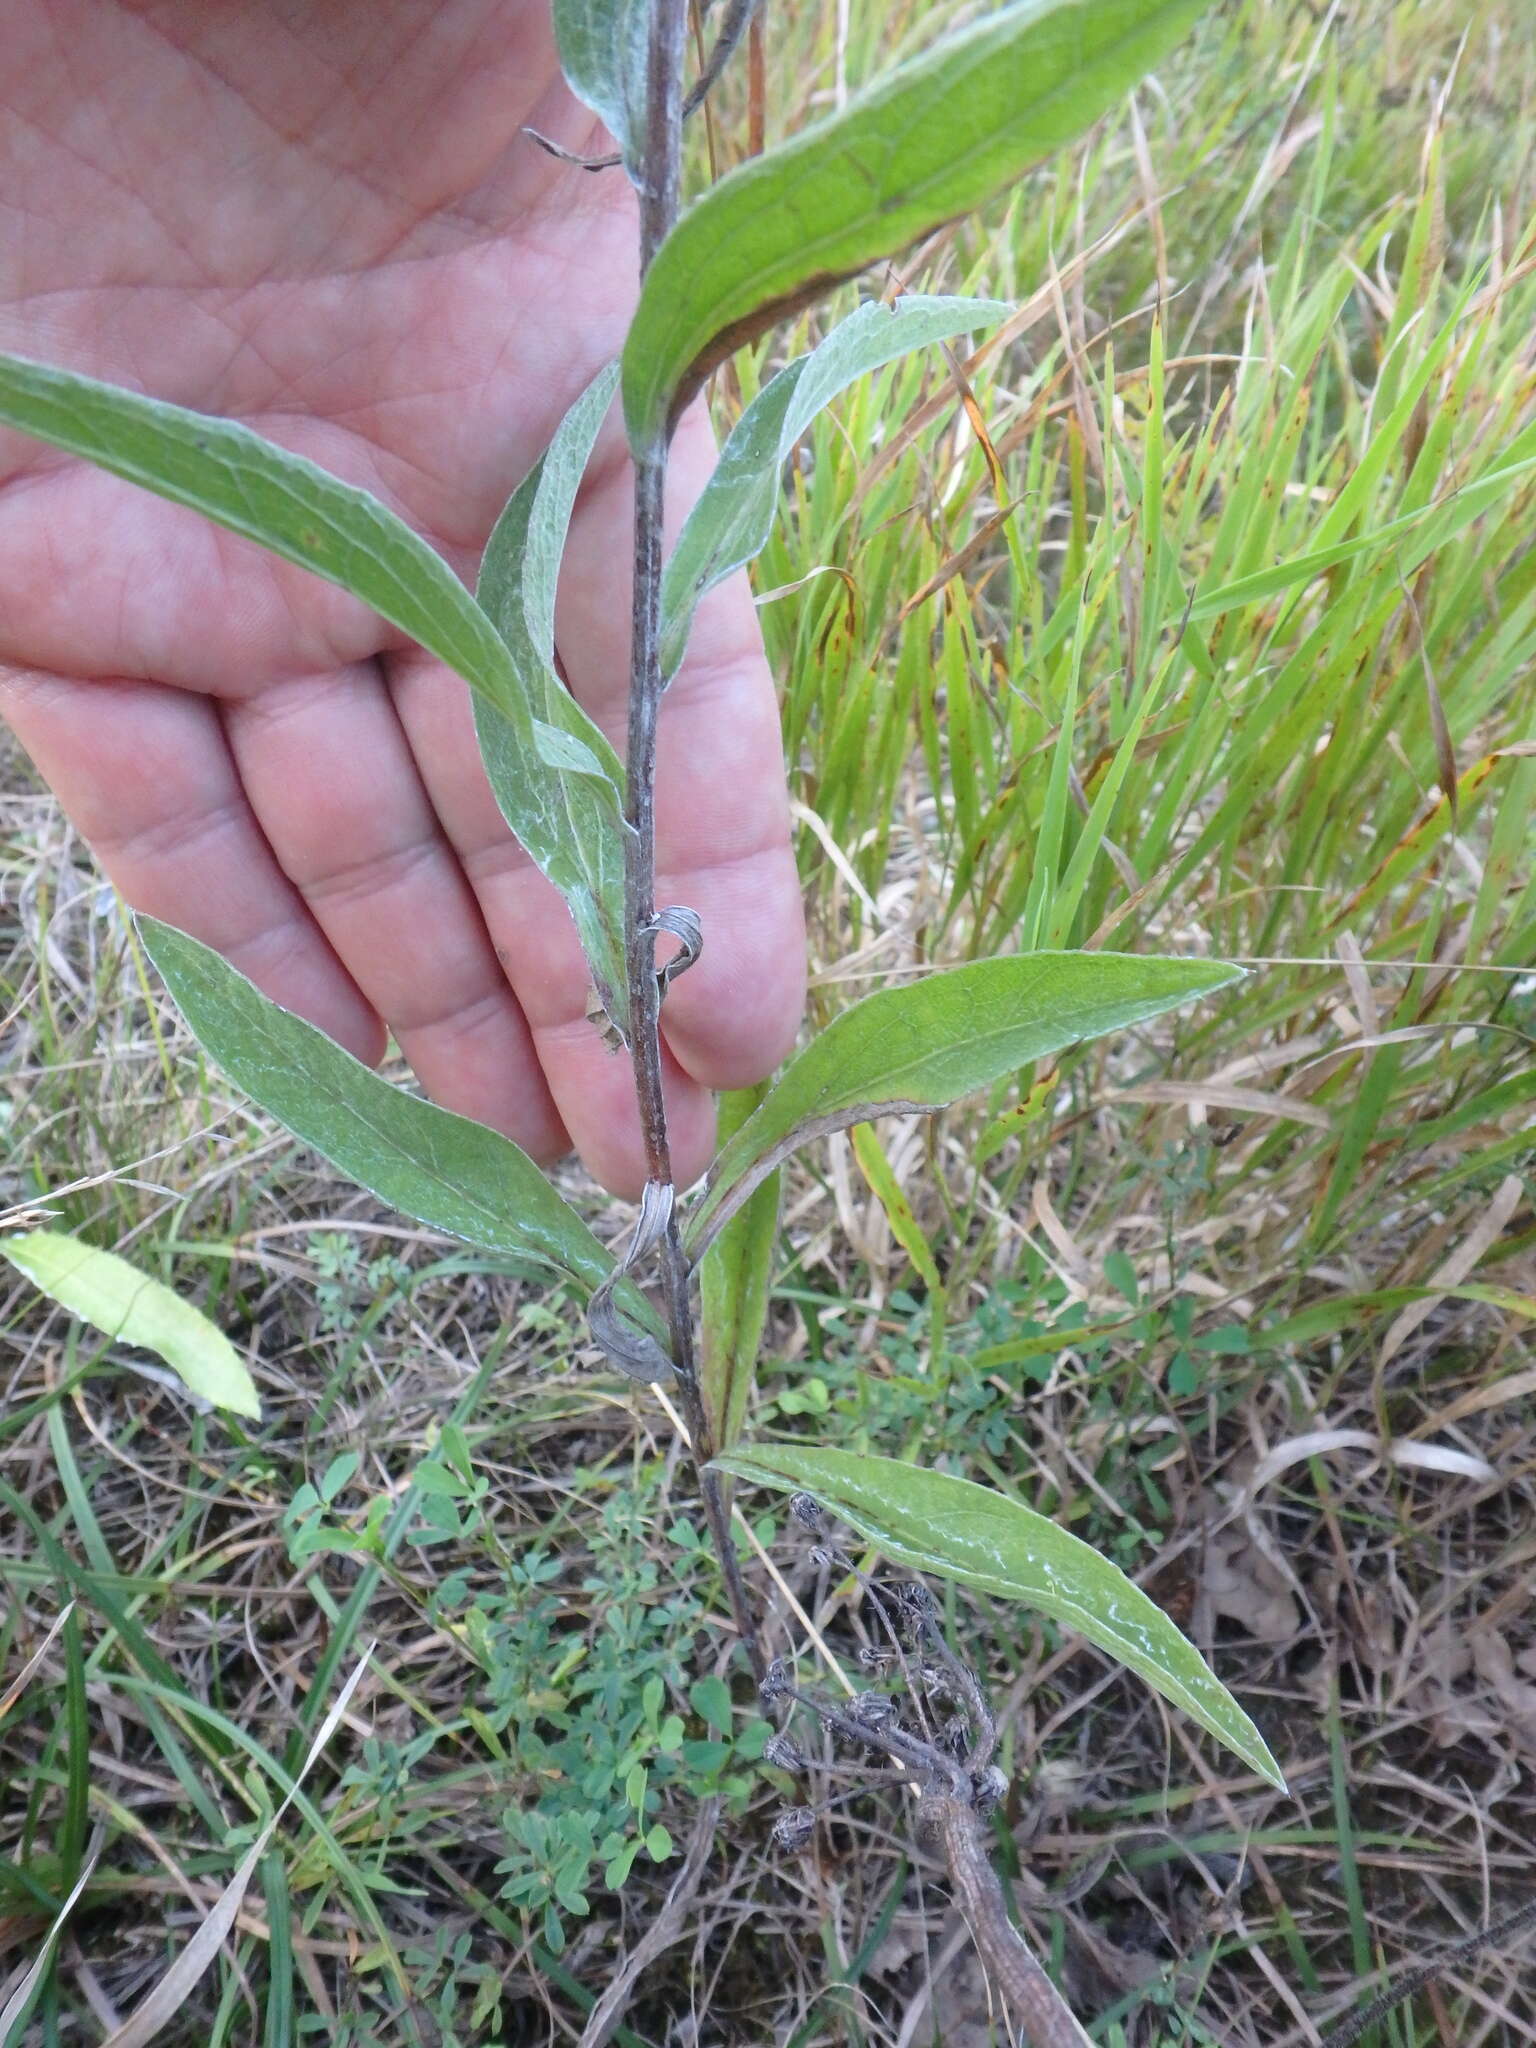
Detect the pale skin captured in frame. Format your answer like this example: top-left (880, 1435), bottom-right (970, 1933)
top-left (0, 0), bottom-right (806, 1196)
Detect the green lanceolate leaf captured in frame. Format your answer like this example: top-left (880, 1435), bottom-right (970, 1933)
top-left (660, 295), bottom-right (1009, 676)
top-left (1, 1230), bottom-right (260, 1418)
top-left (138, 917), bottom-right (624, 1304)
top-left (0, 351), bottom-right (523, 718)
top-left (699, 1083), bottom-right (780, 1453)
top-left (713, 1444), bottom-right (1284, 1788)
top-left (476, 364), bottom-right (630, 1036)
top-left (551, 0), bottom-right (652, 177)
top-left (684, 952), bottom-right (1242, 1260)
top-left (623, 0), bottom-right (1210, 447)
top-left (0, 350), bottom-right (629, 1022)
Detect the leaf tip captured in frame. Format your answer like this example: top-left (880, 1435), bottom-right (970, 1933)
top-left (1244, 1734), bottom-right (1288, 1794)
top-left (224, 1378), bottom-right (264, 1423)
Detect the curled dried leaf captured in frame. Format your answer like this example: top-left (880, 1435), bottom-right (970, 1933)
top-left (585, 983), bottom-right (628, 1054)
top-left (588, 1282), bottom-right (677, 1384)
top-left (586, 1180), bottom-right (679, 1383)
top-left (647, 905), bottom-right (703, 997)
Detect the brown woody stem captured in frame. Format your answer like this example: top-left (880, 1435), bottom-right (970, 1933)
top-left (625, 0), bottom-right (761, 1680)
top-left (920, 1796), bottom-right (1095, 2048)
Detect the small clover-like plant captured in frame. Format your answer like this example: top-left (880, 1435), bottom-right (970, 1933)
top-left (0, 1), bottom-right (1285, 2036)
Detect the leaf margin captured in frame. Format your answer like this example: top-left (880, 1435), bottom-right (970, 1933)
top-left (136, 914), bottom-right (635, 1311)
top-left (622, 0), bottom-right (1212, 446)
top-left (659, 293), bottom-right (1011, 677)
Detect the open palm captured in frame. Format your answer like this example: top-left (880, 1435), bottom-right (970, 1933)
top-left (0, 0), bottom-right (805, 1194)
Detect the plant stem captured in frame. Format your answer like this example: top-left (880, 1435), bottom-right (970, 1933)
top-left (625, 0), bottom-right (761, 1681)
top-left (922, 1797), bottom-right (1095, 2048)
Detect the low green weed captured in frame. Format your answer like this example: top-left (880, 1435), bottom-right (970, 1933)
top-left (305, 1233), bottom-right (413, 1341)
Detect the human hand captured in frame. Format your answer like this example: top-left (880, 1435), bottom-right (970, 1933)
top-left (0, 0), bottom-right (805, 1196)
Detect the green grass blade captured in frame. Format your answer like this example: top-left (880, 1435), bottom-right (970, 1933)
top-left (699, 1083), bottom-right (781, 1453)
top-left (59, 1609), bottom-right (90, 1887)
top-left (0, 1476), bottom-right (231, 1836)
top-left (1183, 451), bottom-right (1536, 624)
top-left (261, 1853), bottom-right (294, 2048)
top-left (0, 1831), bottom-right (102, 2048)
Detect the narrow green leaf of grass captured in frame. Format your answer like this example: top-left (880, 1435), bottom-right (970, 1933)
top-left (1394, 1065), bottom-right (1536, 1149)
top-left (0, 1829), bottom-right (103, 2048)
top-left (260, 1854), bottom-right (294, 2048)
top-left (846, 1861), bottom-right (912, 1984)
top-left (713, 1443), bottom-right (1284, 1787)
top-left (59, 1607), bottom-right (90, 1888)
top-left (849, 1123), bottom-right (947, 1365)
top-left (0, 1479), bottom-right (229, 1836)
top-left (97, 1653), bottom-right (375, 2048)
top-left (45, 1399), bottom-right (116, 1581)
top-left (972, 1317), bottom-right (1139, 1371)
top-left (1328, 1692), bottom-right (1376, 1991)
top-left (1182, 451), bottom-right (1536, 625)
top-left (206, 1955), bottom-right (250, 2048)
top-left (1258, 1282), bottom-right (1536, 1350)
top-left (1312, 1041), bottom-right (1404, 1249)
top-left (700, 1083), bottom-right (781, 1453)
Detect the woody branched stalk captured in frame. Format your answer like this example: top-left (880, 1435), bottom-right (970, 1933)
top-left (759, 1504), bottom-right (1095, 2048)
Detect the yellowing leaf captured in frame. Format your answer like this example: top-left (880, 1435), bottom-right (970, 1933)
top-left (2, 1231), bottom-right (260, 1418)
